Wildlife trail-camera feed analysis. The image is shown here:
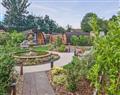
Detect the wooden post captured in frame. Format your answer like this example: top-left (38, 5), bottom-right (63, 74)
top-left (68, 43), bottom-right (70, 52)
top-left (74, 49), bottom-right (76, 56)
top-left (20, 63), bottom-right (23, 75)
top-left (11, 83), bottom-right (16, 95)
top-left (50, 53), bottom-right (54, 68)
top-left (51, 61), bottom-right (54, 69)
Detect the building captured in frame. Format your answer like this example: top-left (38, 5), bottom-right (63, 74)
top-left (24, 29), bottom-right (45, 45)
top-left (49, 33), bottom-right (63, 44)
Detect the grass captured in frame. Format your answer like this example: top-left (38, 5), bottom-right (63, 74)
top-left (33, 45), bottom-right (49, 52)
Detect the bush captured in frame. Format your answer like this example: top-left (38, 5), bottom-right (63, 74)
top-left (66, 82), bottom-right (77, 92)
top-left (87, 15), bottom-right (120, 94)
top-left (51, 67), bottom-right (67, 86)
top-left (64, 56), bottom-right (89, 92)
top-left (52, 74), bottom-right (66, 86)
top-left (58, 44), bottom-right (66, 52)
top-left (0, 54), bottom-right (15, 95)
top-left (70, 35), bottom-right (79, 46)
top-left (70, 35), bottom-right (92, 46)
top-left (0, 32), bottom-right (10, 45)
top-left (79, 35), bottom-right (92, 46)
top-left (10, 31), bottom-right (25, 45)
top-left (55, 37), bottom-right (62, 47)
top-left (51, 66), bottom-right (66, 76)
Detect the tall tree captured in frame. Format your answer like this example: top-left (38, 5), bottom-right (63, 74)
top-left (2, 0), bottom-right (30, 31)
top-left (66, 24), bottom-right (72, 32)
top-left (81, 12), bottom-right (97, 32)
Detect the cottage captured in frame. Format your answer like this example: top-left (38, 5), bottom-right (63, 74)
top-left (24, 29), bottom-right (45, 45)
top-left (63, 29), bottom-right (90, 44)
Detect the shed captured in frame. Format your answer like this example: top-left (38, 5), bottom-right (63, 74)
top-left (24, 29), bottom-right (45, 45)
top-left (49, 33), bottom-right (63, 43)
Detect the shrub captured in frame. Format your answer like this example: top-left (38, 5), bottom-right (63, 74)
top-left (79, 35), bottom-right (92, 46)
top-left (0, 54), bottom-right (15, 95)
top-left (87, 15), bottom-right (120, 94)
top-left (51, 66), bottom-right (66, 76)
top-left (55, 37), bottom-right (62, 47)
top-left (51, 67), bottom-right (67, 86)
top-left (66, 82), bottom-right (77, 92)
top-left (64, 56), bottom-right (89, 92)
top-left (58, 44), bottom-right (66, 52)
top-left (0, 32), bottom-right (10, 45)
top-left (52, 74), bottom-right (66, 86)
top-left (70, 35), bottom-right (79, 46)
top-left (10, 31), bottom-right (25, 45)
top-left (70, 35), bottom-right (92, 46)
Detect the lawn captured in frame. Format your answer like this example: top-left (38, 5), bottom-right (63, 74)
top-left (33, 45), bottom-right (50, 52)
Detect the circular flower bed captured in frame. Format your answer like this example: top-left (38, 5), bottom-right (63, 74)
top-left (14, 51), bottom-right (60, 66)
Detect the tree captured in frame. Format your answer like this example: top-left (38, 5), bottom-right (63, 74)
top-left (56, 27), bottom-right (65, 34)
top-left (25, 15), bottom-right (36, 29)
top-left (109, 15), bottom-right (118, 21)
top-left (81, 12), bottom-right (97, 32)
top-left (2, 0), bottom-right (30, 31)
top-left (66, 24), bottom-right (72, 32)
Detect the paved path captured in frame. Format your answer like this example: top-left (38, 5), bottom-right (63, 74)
top-left (15, 52), bottom-right (74, 73)
top-left (23, 71), bottom-right (55, 95)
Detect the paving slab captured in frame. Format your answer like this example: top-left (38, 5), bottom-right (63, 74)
top-left (23, 71), bottom-right (55, 95)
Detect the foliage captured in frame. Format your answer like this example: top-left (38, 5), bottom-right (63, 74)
top-left (87, 14), bottom-right (120, 94)
top-left (52, 75), bottom-right (66, 86)
top-left (51, 67), bottom-right (66, 75)
top-left (2, 0), bottom-right (65, 33)
top-left (10, 31), bottom-right (25, 44)
top-left (64, 56), bottom-right (89, 92)
top-left (33, 45), bottom-right (49, 51)
top-left (58, 44), bottom-right (66, 52)
top-left (81, 12), bottom-right (108, 33)
top-left (2, 0), bottom-right (30, 31)
top-left (25, 14), bottom-right (65, 33)
top-left (51, 67), bottom-right (67, 86)
top-left (0, 54), bottom-right (15, 95)
top-left (70, 35), bottom-right (92, 46)
top-left (79, 35), bottom-right (92, 46)
top-left (81, 12), bottom-right (97, 32)
top-left (0, 31), bottom-right (25, 94)
top-left (0, 32), bottom-right (10, 45)
top-left (70, 35), bottom-right (79, 46)
top-left (55, 37), bottom-right (62, 47)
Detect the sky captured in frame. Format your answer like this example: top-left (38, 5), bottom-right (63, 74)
top-left (0, 0), bottom-right (119, 28)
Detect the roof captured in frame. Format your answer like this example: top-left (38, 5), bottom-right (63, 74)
top-left (71, 29), bottom-right (82, 32)
top-left (24, 28), bottom-right (39, 34)
top-left (65, 32), bottom-right (90, 43)
top-left (51, 33), bottom-right (62, 35)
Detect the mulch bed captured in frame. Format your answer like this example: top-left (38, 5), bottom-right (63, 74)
top-left (16, 75), bottom-right (24, 95)
top-left (48, 71), bottom-right (93, 95)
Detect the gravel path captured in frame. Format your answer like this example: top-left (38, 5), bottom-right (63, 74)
top-left (15, 52), bottom-right (74, 73)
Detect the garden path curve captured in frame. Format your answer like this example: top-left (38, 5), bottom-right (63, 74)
top-left (15, 52), bottom-right (74, 73)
